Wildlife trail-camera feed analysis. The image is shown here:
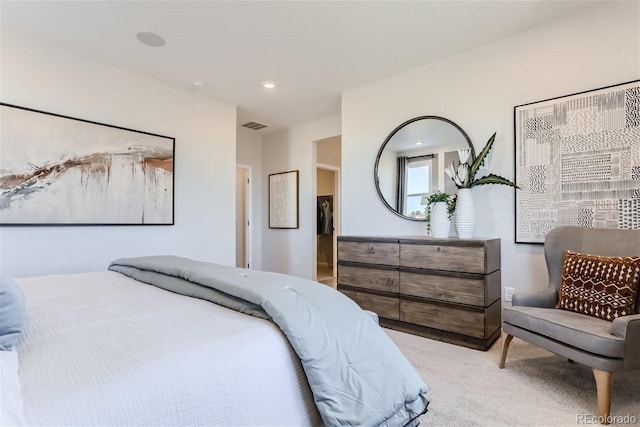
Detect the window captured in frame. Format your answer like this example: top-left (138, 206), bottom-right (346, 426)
top-left (404, 157), bottom-right (432, 218)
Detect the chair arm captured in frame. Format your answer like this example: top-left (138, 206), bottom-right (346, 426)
top-left (611, 314), bottom-right (640, 371)
top-left (611, 314), bottom-right (640, 339)
top-left (512, 288), bottom-right (558, 308)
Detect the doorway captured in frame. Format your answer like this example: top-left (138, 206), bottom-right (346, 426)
top-left (235, 166), bottom-right (251, 268)
top-left (316, 166), bottom-right (337, 286)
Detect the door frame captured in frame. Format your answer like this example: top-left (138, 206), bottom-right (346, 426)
top-left (236, 164), bottom-right (252, 269)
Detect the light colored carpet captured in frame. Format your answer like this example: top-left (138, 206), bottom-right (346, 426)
top-left (386, 329), bottom-right (640, 427)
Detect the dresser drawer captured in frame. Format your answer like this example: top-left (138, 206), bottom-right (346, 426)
top-left (400, 242), bottom-right (487, 273)
top-left (338, 265), bottom-right (399, 293)
top-left (400, 271), bottom-right (485, 306)
top-left (340, 289), bottom-right (399, 320)
top-left (400, 299), bottom-right (485, 338)
top-left (338, 241), bottom-right (399, 266)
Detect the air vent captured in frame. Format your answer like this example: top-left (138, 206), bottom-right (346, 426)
top-left (241, 121), bottom-right (269, 130)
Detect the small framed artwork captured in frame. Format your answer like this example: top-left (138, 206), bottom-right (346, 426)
top-left (0, 103), bottom-right (175, 225)
top-left (269, 170), bottom-right (299, 229)
top-left (514, 80), bottom-right (640, 243)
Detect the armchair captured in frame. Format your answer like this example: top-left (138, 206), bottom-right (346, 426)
top-left (499, 226), bottom-right (640, 421)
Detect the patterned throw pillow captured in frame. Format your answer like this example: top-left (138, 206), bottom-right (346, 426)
top-left (556, 250), bottom-right (640, 321)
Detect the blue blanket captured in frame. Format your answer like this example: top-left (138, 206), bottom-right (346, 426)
top-left (109, 256), bottom-right (429, 426)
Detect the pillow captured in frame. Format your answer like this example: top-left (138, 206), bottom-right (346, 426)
top-left (556, 250), bottom-right (640, 321)
top-left (0, 275), bottom-right (25, 351)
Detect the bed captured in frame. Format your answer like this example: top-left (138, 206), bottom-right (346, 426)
top-left (1, 256), bottom-right (429, 426)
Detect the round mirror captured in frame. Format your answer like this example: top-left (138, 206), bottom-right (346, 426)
top-left (374, 116), bottom-right (475, 221)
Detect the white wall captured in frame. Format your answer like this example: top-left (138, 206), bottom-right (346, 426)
top-left (316, 135), bottom-right (341, 167)
top-left (342, 3), bottom-right (640, 295)
top-left (0, 33), bottom-right (237, 277)
top-left (236, 127), bottom-right (263, 270)
top-left (317, 169), bottom-right (334, 196)
top-left (262, 115), bottom-right (340, 279)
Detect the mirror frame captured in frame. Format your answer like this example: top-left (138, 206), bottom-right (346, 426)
top-left (373, 115), bottom-right (475, 221)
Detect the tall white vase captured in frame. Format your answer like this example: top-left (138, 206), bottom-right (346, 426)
top-left (455, 188), bottom-right (475, 239)
top-left (430, 202), bottom-right (450, 238)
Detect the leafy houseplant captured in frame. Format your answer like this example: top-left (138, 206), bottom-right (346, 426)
top-left (444, 132), bottom-right (518, 189)
top-left (444, 132), bottom-right (518, 238)
top-left (424, 191), bottom-right (456, 234)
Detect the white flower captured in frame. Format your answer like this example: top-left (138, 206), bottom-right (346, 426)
top-left (457, 163), bottom-right (469, 184)
top-left (445, 163), bottom-right (463, 186)
top-left (444, 163), bottom-right (454, 178)
top-left (457, 148), bottom-right (471, 164)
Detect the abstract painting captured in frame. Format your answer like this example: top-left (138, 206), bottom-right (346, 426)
top-left (269, 170), bottom-right (299, 229)
top-left (514, 80), bottom-right (640, 243)
top-left (0, 103), bottom-right (174, 225)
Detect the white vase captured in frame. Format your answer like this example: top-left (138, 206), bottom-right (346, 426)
top-left (454, 188), bottom-right (475, 239)
top-left (430, 202), bottom-right (450, 238)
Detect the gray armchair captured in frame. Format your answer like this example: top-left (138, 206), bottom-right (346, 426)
top-left (499, 226), bottom-right (640, 421)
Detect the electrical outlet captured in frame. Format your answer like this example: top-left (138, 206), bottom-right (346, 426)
top-left (504, 287), bottom-right (515, 302)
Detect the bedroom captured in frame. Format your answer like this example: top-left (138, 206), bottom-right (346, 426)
top-left (1, 1), bottom-right (639, 426)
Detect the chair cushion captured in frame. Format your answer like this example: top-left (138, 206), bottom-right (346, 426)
top-left (503, 305), bottom-right (625, 358)
top-left (556, 250), bottom-right (640, 321)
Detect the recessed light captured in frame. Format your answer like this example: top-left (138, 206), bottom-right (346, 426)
top-left (136, 32), bottom-right (166, 47)
top-left (416, 141), bottom-right (423, 146)
top-left (262, 81), bottom-right (276, 89)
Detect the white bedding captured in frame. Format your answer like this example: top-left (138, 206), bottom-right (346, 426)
top-left (14, 271), bottom-right (321, 426)
top-left (1, 350), bottom-right (25, 426)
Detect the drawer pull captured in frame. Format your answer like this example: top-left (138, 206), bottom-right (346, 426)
top-left (367, 245), bottom-right (376, 254)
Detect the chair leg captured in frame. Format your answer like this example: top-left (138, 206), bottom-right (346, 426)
top-left (498, 334), bottom-right (513, 369)
top-left (592, 368), bottom-right (614, 424)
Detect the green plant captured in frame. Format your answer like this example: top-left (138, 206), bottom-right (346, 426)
top-left (424, 191), bottom-right (456, 232)
top-left (444, 132), bottom-right (519, 189)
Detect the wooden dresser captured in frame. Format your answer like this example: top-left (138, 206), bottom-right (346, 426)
top-left (337, 235), bottom-right (501, 350)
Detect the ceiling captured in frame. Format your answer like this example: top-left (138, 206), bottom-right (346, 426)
top-left (1, 1), bottom-right (603, 134)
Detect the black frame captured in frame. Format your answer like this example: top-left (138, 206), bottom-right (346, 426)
top-left (268, 170), bottom-right (299, 229)
top-left (0, 102), bottom-right (175, 227)
top-left (374, 115), bottom-right (475, 221)
top-left (514, 79), bottom-right (640, 243)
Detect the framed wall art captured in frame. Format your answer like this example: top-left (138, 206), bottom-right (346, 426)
top-left (269, 170), bottom-right (299, 229)
top-left (514, 80), bottom-right (640, 243)
top-left (0, 103), bottom-right (175, 225)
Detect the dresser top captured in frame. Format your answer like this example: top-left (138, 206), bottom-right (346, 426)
top-left (338, 235), bottom-right (500, 244)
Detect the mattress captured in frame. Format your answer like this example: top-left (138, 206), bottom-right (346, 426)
top-left (14, 271), bottom-right (321, 426)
